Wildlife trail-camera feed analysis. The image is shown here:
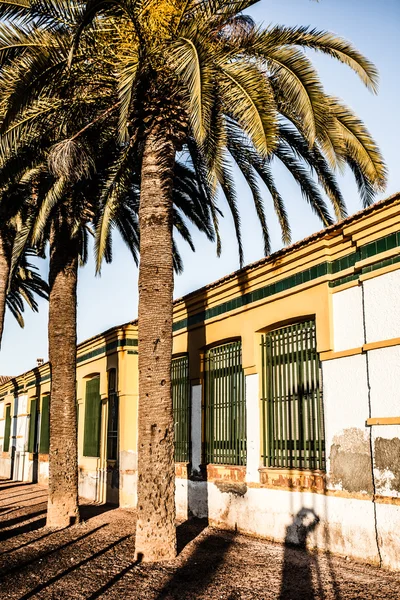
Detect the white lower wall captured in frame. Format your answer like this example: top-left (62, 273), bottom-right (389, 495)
top-left (175, 479), bottom-right (391, 566)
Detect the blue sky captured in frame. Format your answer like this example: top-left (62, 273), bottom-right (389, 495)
top-left (1, 0), bottom-right (399, 375)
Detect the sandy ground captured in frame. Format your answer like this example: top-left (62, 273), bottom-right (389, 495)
top-left (0, 480), bottom-right (399, 599)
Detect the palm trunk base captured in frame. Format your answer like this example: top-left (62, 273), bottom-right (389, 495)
top-left (47, 497), bottom-right (80, 529)
top-left (134, 453), bottom-right (177, 562)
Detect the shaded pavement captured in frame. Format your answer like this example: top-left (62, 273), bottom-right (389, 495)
top-left (0, 481), bottom-right (399, 599)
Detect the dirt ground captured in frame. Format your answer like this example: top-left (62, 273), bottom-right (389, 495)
top-left (1, 481), bottom-right (399, 599)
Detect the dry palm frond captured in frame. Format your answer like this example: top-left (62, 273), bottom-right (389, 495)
top-left (48, 139), bottom-right (95, 180)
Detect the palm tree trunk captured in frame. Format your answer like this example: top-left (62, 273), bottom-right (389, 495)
top-left (46, 220), bottom-right (80, 528)
top-left (135, 129), bottom-right (177, 562)
top-left (0, 235), bottom-right (10, 349)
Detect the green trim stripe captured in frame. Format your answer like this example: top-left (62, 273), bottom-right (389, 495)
top-left (173, 230), bottom-right (400, 332)
top-left (77, 338), bottom-right (138, 365)
top-left (26, 373), bottom-right (51, 389)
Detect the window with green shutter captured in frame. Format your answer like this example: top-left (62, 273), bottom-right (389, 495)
top-left (28, 398), bottom-right (38, 453)
top-left (204, 341), bottom-right (246, 466)
top-left (83, 376), bottom-right (101, 457)
top-left (39, 395), bottom-right (50, 454)
top-left (3, 404), bottom-right (11, 453)
top-left (260, 320), bottom-right (325, 470)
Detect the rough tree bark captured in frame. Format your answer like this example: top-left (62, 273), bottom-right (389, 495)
top-left (46, 219), bottom-right (80, 528)
top-left (135, 129), bottom-right (177, 562)
top-left (0, 235), bottom-right (10, 349)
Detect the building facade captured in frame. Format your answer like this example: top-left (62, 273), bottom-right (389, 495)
top-left (1, 194), bottom-right (400, 569)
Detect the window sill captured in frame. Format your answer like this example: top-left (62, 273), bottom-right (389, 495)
top-left (175, 462), bottom-right (190, 479)
top-left (258, 467), bottom-right (326, 492)
top-left (207, 464), bottom-right (246, 483)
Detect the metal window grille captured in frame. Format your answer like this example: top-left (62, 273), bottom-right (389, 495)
top-left (3, 404), bottom-right (11, 453)
top-left (28, 398), bottom-right (38, 453)
top-left (107, 369), bottom-right (118, 460)
top-left (204, 340), bottom-right (246, 466)
top-left (39, 395), bottom-right (50, 454)
top-left (172, 355), bottom-right (190, 462)
top-left (261, 320), bottom-right (325, 470)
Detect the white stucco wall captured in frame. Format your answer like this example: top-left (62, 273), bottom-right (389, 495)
top-left (363, 269), bottom-right (400, 343)
top-left (245, 373), bottom-right (260, 483)
top-left (332, 286), bottom-right (365, 351)
top-left (368, 346), bottom-right (400, 418)
top-left (322, 355), bottom-right (369, 469)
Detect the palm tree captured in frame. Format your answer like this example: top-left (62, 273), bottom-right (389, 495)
top-left (0, 86), bottom-right (216, 528)
top-left (71, 0), bottom-right (385, 561)
top-left (0, 0), bottom-right (386, 558)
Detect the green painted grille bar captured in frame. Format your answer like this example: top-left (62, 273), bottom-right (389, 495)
top-left (204, 341), bottom-right (246, 466)
top-left (39, 395), bottom-right (50, 454)
top-left (172, 355), bottom-right (190, 462)
top-left (261, 321), bottom-right (325, 470)
top-left (28, 398), bottom-right (38, 453)
top-left (3, 404), bottom-right (11, 453)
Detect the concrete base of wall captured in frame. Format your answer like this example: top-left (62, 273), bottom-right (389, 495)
top-left (175, 478), bottom-right (399, 570)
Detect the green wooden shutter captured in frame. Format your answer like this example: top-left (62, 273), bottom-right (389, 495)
top-left (39, 395), bottom-right (50, 454)
top-left (28, 398), bottom-right (38, 453)
top-left (3, 405), bottom-right (11, 453)
top-left (83, 377), bottom-right (101, 457)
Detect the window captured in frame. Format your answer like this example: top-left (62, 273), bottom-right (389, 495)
top-left (107, 370), bottom-right (118, 461)
top-left (28, 398), bottom-right (38, 453)
top-left (39, 395), bottom-right (50, 454)
top-left (3, 404), bottom-right (11, 453)
top-left (83, 376), bottom-right (101, 457)
top-left (204, 341), bottom-right (246, 466)
top-left (260, 320), bottom-right (325, 470)
top-left (172, 355), bottom-right (190, 462)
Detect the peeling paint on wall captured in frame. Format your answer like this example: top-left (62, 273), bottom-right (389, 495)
top-left (214, 481), bottom-right (247, 496)
top-left (374, 437), bottom-right (400, 493)
top-left (329, 428), bottom-right (373, 494)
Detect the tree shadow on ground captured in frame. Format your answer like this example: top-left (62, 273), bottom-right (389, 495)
top-left (0, 524), bottom-right (108, 578)
top-left (0, 509), bottom-right (46, 532)
top-left (84, 528), bottom-right (234, 600)
top-left (176, 517), bottom-right (208, 554)
top-left (18, 533), bottom-right (132, 600)
top-left (0, 516), bottom-right (47, 543)
top-left (79, 503), bottom-right (116, 521)
top-left (156, 531), bottom-right (235, 599)
top-left (0, 481), bottom-right (30, 492)
top-left (0, 493), bottom-right (47, 508)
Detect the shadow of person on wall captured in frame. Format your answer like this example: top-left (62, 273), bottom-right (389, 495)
top-left (279, 508), bottom-right (322, 600)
